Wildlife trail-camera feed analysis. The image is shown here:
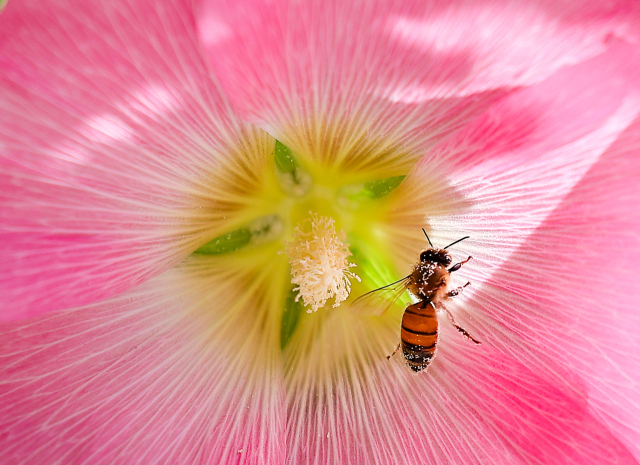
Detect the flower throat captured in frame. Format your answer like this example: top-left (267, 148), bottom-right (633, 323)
top-left (193, 138), bottom-right (407, 349)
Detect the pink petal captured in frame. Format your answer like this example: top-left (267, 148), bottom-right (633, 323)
top-left (196, 0), bottom-right (639, 159)
top-left (0, 261), bottom-right (286, 464)
top-left (0, 0), bottom-right (249, 320)
top-left (470, 114), bottom-right (640, 460)
top-left (436, 330), bottom-right (638, 464)
top-left (390, 39), bottom-right (640, 275)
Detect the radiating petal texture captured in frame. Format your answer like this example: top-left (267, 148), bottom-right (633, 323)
top-left (284, 309), bottom-right (513, 464)
top-left (196, 0), bottom-right (639, 174)
top-left (473, 114), bottom-right (640, 461)
top-left (0, 0), bottom-right (273, 320)
top-left (435, 326), bottom-right (639, 464)
top-left (0, 256), bottom-right (286, 464)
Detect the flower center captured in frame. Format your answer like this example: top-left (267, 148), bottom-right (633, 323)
top-left (193, 136), bottom-right (415, 350)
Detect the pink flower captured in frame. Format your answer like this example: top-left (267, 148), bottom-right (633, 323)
top-left (2, 0), bottom-right (640, 463)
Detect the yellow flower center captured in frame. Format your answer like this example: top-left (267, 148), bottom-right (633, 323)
top-left (189, 127), bottom-right (456, 358)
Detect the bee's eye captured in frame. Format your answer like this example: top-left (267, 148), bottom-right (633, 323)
top-left (442, 256), bottom-right (452, 266)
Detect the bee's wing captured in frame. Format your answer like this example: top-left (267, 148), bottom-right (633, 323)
top-left (350, 275), bottom-right (412, 316)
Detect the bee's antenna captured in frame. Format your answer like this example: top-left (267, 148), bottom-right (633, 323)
top-left (422, 228), bottom-right (434, 248)
top-left (444, 236), bottom-right (470, 250)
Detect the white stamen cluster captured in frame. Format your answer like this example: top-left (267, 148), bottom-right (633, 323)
top-left (286, 213), bottom-right (360, 312)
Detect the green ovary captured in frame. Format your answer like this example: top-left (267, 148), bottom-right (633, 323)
top-left (194, 138), bottom-right (408, 349)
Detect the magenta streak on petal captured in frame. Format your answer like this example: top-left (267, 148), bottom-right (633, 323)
top-left (437, 331), bottom-right (639, 464)
top-left (471, 114), bottom-right (640, 461)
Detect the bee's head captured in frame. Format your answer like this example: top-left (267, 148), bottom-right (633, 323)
top-left (419, 248), bottom-right (451, 266)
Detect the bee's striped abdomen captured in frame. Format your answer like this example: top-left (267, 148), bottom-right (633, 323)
top-left (401, 301), bottom-right (438, 372)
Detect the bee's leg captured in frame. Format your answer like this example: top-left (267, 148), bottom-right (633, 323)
top-left (446, 281), bottom-right (471, 298)
top-left (448, 256), bottom-right (472, 273)
top-left (443, 307), bottom-right (481, 344)
top-left (387, 342), bottom-right (401, 360)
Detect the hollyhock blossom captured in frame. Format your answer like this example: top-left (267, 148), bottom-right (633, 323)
top-left (2, 0), bottom-right (640, 463)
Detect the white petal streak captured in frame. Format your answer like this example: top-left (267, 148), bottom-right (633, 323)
top-left (442, 94), bottom-right (640, 284)
top-left (383, 1), bottom-right (621, 100)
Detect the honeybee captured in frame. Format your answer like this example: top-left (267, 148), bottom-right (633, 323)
top-left (353, 229), bottom-right (480, 372)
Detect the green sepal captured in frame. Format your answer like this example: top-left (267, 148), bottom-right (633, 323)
top-left (364, 175), bottom-right (405, 199)
top-left (194, 228), bottom-right (252, 254)
top-left (274, 140), bottom-right (312, 196)
top-left (274, 140), bottom-right (298, 173)
top-left (338, 175), bottom-right (405, 205)
top-left (280, 287), bottom-right (305, 349)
